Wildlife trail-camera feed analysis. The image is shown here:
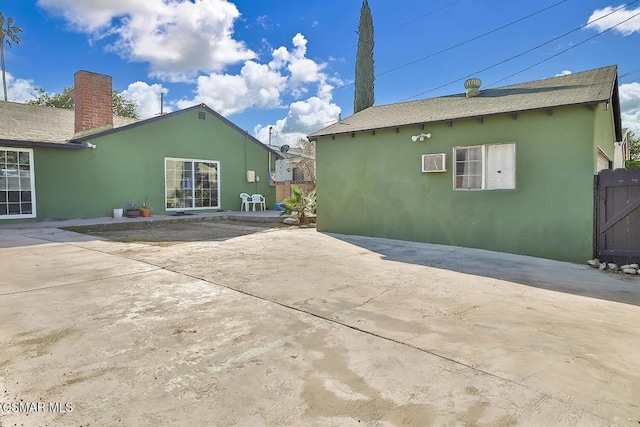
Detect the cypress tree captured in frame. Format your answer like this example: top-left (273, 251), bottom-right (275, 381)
top-left (354, 0), bottom-right (374, 114)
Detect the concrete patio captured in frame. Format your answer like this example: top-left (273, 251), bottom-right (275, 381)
top-left (0, 224), bottom-right (639, 426)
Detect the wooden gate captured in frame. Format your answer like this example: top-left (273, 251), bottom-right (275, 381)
top-left (594, 168), bottom-right (640, 265)
top-left (275, 181), bottom-right (315, 203)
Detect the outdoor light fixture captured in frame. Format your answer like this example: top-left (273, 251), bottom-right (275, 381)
top-left (411, 133), bottom-right (431, 142)
top-left (85, 142), bottom-right (97, 149)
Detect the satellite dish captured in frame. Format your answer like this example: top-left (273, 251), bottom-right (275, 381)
top-left (280, 144), bottom-right (290, 153)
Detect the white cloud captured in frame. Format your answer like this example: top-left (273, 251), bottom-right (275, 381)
top-left (555, 70), bottom-right (572, 77)
top-left (586, 5), bottom-right (640, 35)
top-left (249, 34), bottom-right (341, 146)
top-left (620, 82), bottom-right (640, 135)
top-left (4, 72), bottom-right (37, 102)
top-left (254, 119), bottom-right (303, 148)
top-left (37, 0), bottom-right (141, 31)
top-left (177, 32), bottom-right (341, 127)
top-left (287, 33), bottom-right (325, 87)
top-left (176, 60), bottom-right (287, 115)
top-left (37, 0), bottom-right (256, 81)
top-left (254, 84), bottom-right (341, 148)
top-left (267, 33), bottom-right (324, 88)
top-left (256, 15), bottom-right (275, 30)
top-left (36, 0), bottom-right (344, 143)
top-left (122, 81), bottom-right (170, 119)
top-left (622, 111), bottom-right (640, 136)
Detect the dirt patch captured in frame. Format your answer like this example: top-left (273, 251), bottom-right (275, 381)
top-left (63, 218), bottom-right (285, 245)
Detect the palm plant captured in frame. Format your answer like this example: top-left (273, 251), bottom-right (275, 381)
top-left (0, 13), bottom-right (23, 101)
top-left (281, 185), bottom-right (316, 225)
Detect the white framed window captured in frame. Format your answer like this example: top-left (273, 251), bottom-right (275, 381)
top-left (165, 157), bottom-right (220, 211)
top-left (0, 147), bottom-right (36, 219)
top-left (454, 143), bottom-right (516, 190)
top-left (422, 153), bottom-right (447, 173)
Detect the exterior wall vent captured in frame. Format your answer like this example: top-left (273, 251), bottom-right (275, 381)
top-left (464, 78), bottom-right (482, 98)
top-left (198, 111), bottom-right (206, 120)
top-left (422, 153), bottom-right (446, 173)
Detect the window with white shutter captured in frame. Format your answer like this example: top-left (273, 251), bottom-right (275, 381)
top-left (453, 143), bottom-right (516, 190)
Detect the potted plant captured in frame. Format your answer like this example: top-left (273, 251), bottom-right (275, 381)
top-left (140, 200), bottom-right (151, 217)
top-left (125, 201), bottom-right (140, 218)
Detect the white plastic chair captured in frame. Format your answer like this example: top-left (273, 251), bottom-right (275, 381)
top-left (251, 194), bottom-right (266, 211)
top-left (240, 193), bottom-right (252, 212)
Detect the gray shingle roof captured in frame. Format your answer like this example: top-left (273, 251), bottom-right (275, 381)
top-left (0, 101), bottom-right (137, 144)
top-left (309, 65), bottom-right (618, 139)
top-left (0, 101), bottom-right (284, 157)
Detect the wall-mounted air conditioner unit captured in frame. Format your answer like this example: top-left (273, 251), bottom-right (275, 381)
top-left (422, 153), bottom-right (446, 173)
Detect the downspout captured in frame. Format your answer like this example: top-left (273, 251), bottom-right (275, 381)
top-left (268, 126), bottom-right (272, 181)
top-left (268, 126), bottom-right (274, 207)
top-left (244, 131), bottom-right (248, 173)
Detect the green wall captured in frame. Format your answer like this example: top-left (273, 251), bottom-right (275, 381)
top-left (593, 102), bottom-right (617, 168)
top-left (9, 106), bottom-right (275, 221)
top-left (316, 105), bottom-right (610, 262)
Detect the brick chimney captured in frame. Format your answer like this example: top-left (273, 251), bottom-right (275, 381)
top-left (74, 70), bottom-right (113, 134)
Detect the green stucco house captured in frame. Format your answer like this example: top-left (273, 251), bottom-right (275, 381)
top-left (309, 65), bottom-right (623, 262)
top-left (0, 71), bottom-right (280, 222)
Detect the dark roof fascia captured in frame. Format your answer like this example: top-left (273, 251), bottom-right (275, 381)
top-left (70, 104), bottom-right (283, 159)
top-left (0, 139), bottom-right (85, 150)
top-left (308, 100), bottom-right (608, 141)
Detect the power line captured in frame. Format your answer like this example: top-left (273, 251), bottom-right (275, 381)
top-left (274, 119), bottom-right (337, 135)
top-left (286, 0), bottom-right (465, 79)
top-left (485, 7), bottom-right (640, 88)
top-left (377, 0), bottom-right (464, 37)
top-left (400, 1), bottom-right (639, 101)
top-left (376, 0), bottom-right (570, 79)
top-left (314, 0), bottom-right (572, 102)
top-left (277, 1), bottom-right (574, 136)
top-left (261, 1), bottom-right (468, 136)
top-left (619, 67), bottom-right (640, 81)
top-left (281, 1), bottom-right (638, 136)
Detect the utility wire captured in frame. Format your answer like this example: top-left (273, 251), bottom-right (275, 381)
top-left (286, 3), bottom-right (640, 136)
top-left (286, 0), bottom-right (464, 77)
top-left (377, 0), bottom-right (464, 37)
top-left (269, 118), bottom-right (340, 139)
top-left (400, 1), bottom-right (639, 101)
top-left (313, 0), bottom-right (571, 102)
top-left (376, 0), bottom-right (570, 79)
top-left (263, 1), bottom-right (466, 137)
top-left (619, 67), bottom-right (640, 81)
top-left (485, 8), bottom-right (640, 88)
top-left (280, 0), bottom-right (575, 135)
top-left (282, 1), bottom-right (639, 135)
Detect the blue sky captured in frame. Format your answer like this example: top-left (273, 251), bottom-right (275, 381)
top-left (2, 0), bottom-right (640, 145)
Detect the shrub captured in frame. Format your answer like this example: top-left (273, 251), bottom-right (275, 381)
top-left (281, 185), bottom-right (316, 224)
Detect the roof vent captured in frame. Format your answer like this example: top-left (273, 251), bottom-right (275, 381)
top-left (464, 78), bottom-right (482, 98)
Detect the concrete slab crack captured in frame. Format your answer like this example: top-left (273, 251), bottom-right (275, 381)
top-left (350, 287), bottom-right (394, 310)
top-left (0, 269), bottom-right (163, 296)
top-left (27, 231), bottom-right (617, 426)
